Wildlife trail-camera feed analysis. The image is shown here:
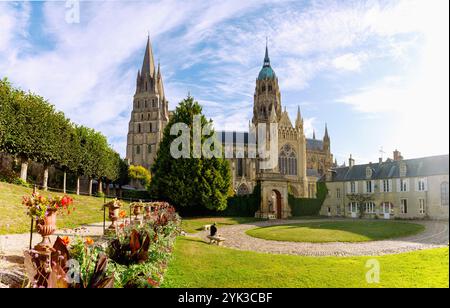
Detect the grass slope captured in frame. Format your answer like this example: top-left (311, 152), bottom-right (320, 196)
top-left (0, 182), bottom-right (122, 235)
top-left (246, 221), bottom-right (425, 243)
top-left (181, 217), bottom-right (262, 234)
top-left (162, 237), bottom-right (449, 288)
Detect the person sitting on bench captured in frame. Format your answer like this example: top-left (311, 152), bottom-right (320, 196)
top-left (210, 222), bottom-right (217, 237)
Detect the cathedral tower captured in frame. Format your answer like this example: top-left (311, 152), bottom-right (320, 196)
top-left (126, 36), bottom-right (169, 170)
top-left (252, 44), bottom-right (281, 125)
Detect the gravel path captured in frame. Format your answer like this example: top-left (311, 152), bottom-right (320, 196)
top-left (196, 219), bottom-right (449, 257)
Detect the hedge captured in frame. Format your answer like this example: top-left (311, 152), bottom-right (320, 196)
top-left (288, 181), bottom-right (328, 217)
top-left (176, 183), bottom-right (261, 217)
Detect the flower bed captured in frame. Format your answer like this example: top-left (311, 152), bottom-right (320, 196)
top-left (23, 201), bottom-right (181, 288)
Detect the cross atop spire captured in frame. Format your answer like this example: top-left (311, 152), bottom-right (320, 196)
top-left (141, 35), bottom-right (156, 76)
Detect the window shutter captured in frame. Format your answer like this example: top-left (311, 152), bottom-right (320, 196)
top-left (405, 178), bottom-right (410, 192)
top-left (371, 180), bottom-right (375, 193)
top-left (354, 182), bottom-right (358, 194)
top-left (396, 179), bottom-right (401, 192)
top-left (388, 179), bottom-right (393, 192)
top-left (424, 178), bottom-right (428, 191)
top-left (346, 182), bottom-right (351, 194)
top-left (363, 182), bottom-right (367, 194)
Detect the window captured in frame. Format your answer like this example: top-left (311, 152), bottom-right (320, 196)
top-left (152, 99), bottom-right (156, 108)
top-left (144, 100), bottom-right (147, 108)
top-left (399, 163), bottom-right (407, 177)
top-left (350, 182), bottom-right (356, 193)
top-left (237, 158), bottom-right (244, 177)
top-left (141, 114), bottom-right (144, 120)
top-left (382, 202), bottom-right (393, 214)
top-left (382, 180), bottom-right (390, 192)
top-left (262, 85), bottom-right (266, 92)
top-left (148, 144), bottom-right (152, 154)
top-left (137, 100), bottom-right (140, 108)
top-left (336, 188), bottom-right (341, 199)
top-left (441, 182), bottom-right (449, 206)
top-left (149, 122), bottom-right (153, 132)
top-left (366, 167), bottom-right (373, 179)
top-left (136, 145), bottom-right (140, 155)
top-left (137, 123), bottom-right (141, 133)
top-left (365, 202), bottom-right (376, 214)
top-left (401, 199), bottom-right (408, 214)
top-left (349, 202), bottom-right (358, 213)
top-left (268, 85), bottom-right (272, 92)
top-left (417, 178), bottom-right (426, 191)
top-left (366, 181), bottom-right (372, 193)
top-left (419, 199), bottom-right (426, 214)
top-left (400, 179), bottom-right (408, 192)
top-left (279, 144), bottom-right (297, 176)
top-left (237, 184), bottom-right (249, 195)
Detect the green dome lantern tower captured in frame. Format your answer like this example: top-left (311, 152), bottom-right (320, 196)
top-left (253, 41), bottom-right (281, 124)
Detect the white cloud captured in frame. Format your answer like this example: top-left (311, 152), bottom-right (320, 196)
top-left (333, 53), bottom-right (366, 71)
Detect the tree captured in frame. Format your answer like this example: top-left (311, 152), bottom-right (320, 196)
top-left (150, 96), bottom-right (231, 211)
top-left (128, 165), bottom-right (151, 189)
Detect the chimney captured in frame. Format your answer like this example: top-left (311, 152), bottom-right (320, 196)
top-left (379, 157), bottom-right (383, 164)
top-left (393, 149), bottom-right (403, 161)
top-left (348, 154), bottom-right (355, 167)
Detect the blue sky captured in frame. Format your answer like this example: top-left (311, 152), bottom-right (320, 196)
top-left (0, 0), bottom-right (448, 165)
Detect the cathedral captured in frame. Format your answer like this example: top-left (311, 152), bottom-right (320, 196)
top-left (126, 37), bottom-right (169, 170)
top-left (127, 37), bottom-right (334, 218)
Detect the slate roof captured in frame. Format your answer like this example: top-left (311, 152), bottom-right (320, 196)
top-left (306, 138), bottom-right (323, 151)
top-left (330, 154), bottom-right (449, 182)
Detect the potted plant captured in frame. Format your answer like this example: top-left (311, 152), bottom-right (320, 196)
top-left (22, 192), bottom-right (74, 251)
top-left (131, 201), bottom-right (144, 224)
top-left (104, 198), bottom-right (123, 235)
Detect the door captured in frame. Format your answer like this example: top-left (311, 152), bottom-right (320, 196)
top-left (273, 190), bottom-right (282, 219)
top-left (382, 203), bottom-right (391, 220)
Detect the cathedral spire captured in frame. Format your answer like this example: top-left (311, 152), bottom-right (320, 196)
top-left (324, 123), bottom-right (329, 140)
top-left (295, 105), bottom-right (303, 128)
top-left (141, 35), bottom-right (156, 76)
top-left (263, 38), bottom-right (270, 67)
top-left (313, 129), bottom-right (316, 139)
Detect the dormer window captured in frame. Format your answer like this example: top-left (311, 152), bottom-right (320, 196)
top-left (262, 85), bottom-right (266, 92)
top-left (366, 166), bottom-right (373, 179)
top-left (399, 162), bottom-right (407, 177)
top-left (268, 85), bottom-right (272, 92)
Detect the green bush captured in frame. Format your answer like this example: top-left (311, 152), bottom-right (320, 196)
top-left (288, 181), bottom-right (328, 217)
top-left (176, 182), bottom-right (261, 217)
top-left (122, 189), bottom-right (151, 201)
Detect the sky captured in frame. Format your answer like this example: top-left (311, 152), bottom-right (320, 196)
top-left (0, 0), bottom-right (448, 165)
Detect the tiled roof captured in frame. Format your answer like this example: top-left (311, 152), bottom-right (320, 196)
top-left (330, 154), bottom-right (449, 182)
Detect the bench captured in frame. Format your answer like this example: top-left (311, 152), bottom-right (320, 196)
top-left (207, 235), bottom-right (226, 246)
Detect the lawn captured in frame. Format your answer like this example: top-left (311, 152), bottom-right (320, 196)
top-left (162, 237), bottom-right (449, 288)
top-left (0, 182), bottom-right (123, 235)
top-left (181, 216), bottom-right (263, 233)
top-left (245, 220), bottom-right (425, 243)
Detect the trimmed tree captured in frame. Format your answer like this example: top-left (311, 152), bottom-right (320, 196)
top-left (150, 96), bottom-right (231, 212)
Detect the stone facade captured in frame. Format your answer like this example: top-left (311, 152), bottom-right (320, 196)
top-left (321, 153), bottom-right (449, 220)
top-left (126, 37), bottom-right (169, 170)
top-left (219, 45), bottom-right (333, 207)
